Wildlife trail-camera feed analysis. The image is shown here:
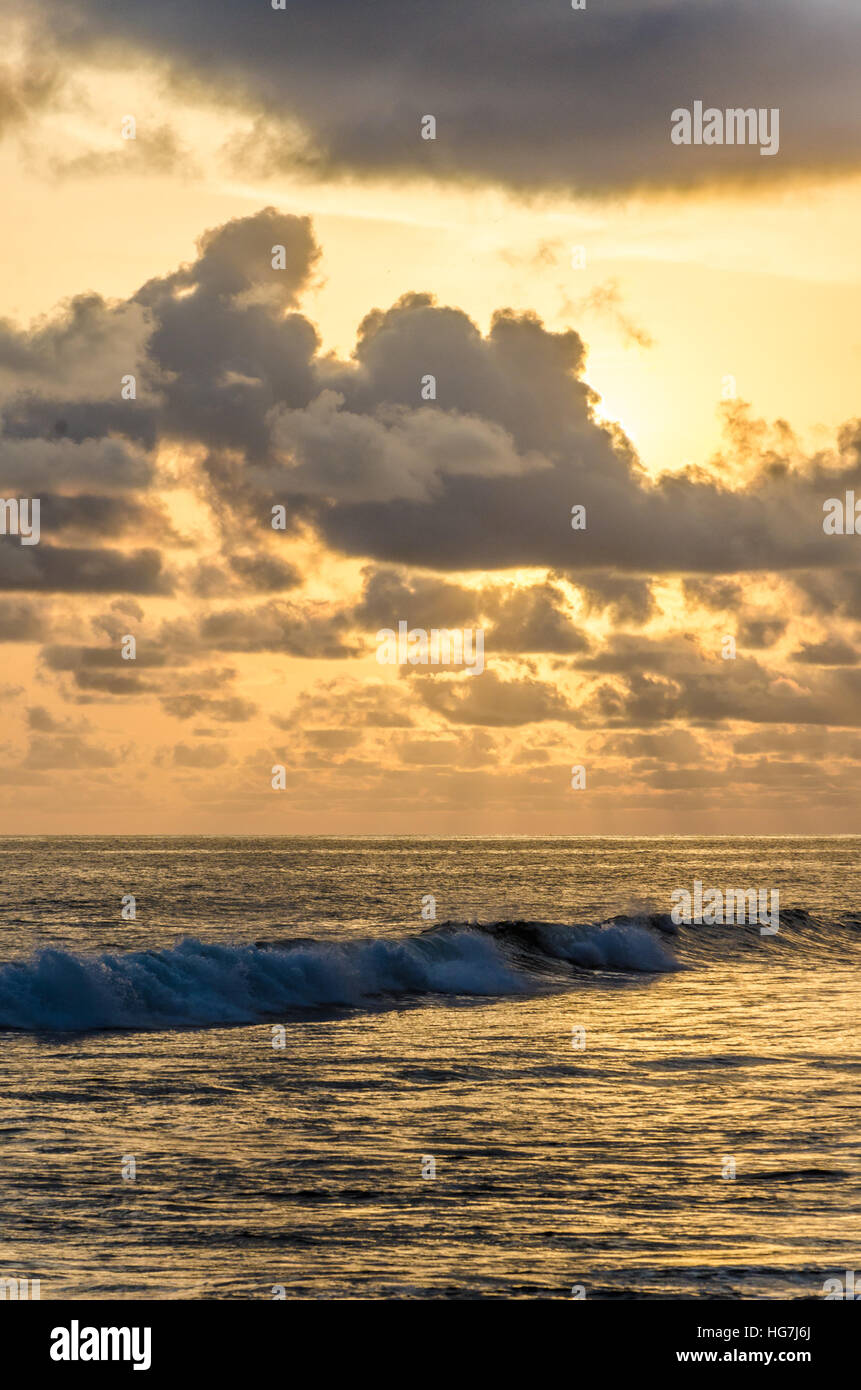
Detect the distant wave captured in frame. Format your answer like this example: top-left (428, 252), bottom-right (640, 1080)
top-left (0, 918), bottom-right (679, 1032)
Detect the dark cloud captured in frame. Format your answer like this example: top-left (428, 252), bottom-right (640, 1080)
top-left (0, 596), bottom-right (48, 641)
top-left (226, 552), bottom-right (302, 593)
top-left (33, 0), bottom-right (861, 193)
top-left (683, 577), bottom-right (744, 611)
top-left (0, 542), bottom-right (171, 594)
top-left (416, 669), bottom-right (575, 727)
top-left (173, 599), bottom-right (360, 658)
top-left (5, 211), bottom-right (860, 585)
top-left (737, 616), bottom-right (786, 648)
top-left (791, 637), bottom-right (859, 666)
top-left (353, 568), bottom-right (479, 631)
top-left (355, 568), bottom-right (589, 654)
top-left (579, 646), bottom-right (861, 728)
top-left (792, 569), bottom-right (861, 619)
top-left (0, 434), bottom-right (154, 489)
top-left (482, 582), bottom-right (590, 654)
top-left (161, 693), bottom-right (257, 722)
top-left (262, 296), bottom-right (861, 576)
top-left (27, 493), bottom-right (182, 543)
top-left (568, 572), bottom-right (657, 625)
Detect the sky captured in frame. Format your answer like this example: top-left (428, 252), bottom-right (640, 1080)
top-left (1, 0), bottom-right (861, 834)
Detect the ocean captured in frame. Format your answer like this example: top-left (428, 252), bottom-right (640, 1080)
top-left (0, 836), bottom-right (858, 1300)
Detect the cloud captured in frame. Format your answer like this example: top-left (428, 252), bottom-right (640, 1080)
top-left (568, 572), bottom-right (657, 625)
top-left (269, 388), bottom-right (544, 504)
top-left (0, 50), bottom-right (62, 138)
top-left (482, 583), bottom-right (590, 654)
top-left (23, 733), bottom-right (119, 768)
top-left (0, 435), bottom-right (153, 490)
top-left (561, 279), bottom-right (654, 349)
top-left (33, 0), bottom-right (861, 193)
top-left (0, 596), bottom-right (49, 641)
top-left (578, 644), bottom-right (861, 728)
top-left (0, 543), bottom-right (171, 593)
top-left (50, 124), bottom-right (197, 180)
top-left (283, 679), bottom-right (416, 729)
top-left (416, 669), bottom-right (576, 726)
top-left (737, 616), bottom-right (787, 648)
top-left (171, 741), bottom-right (229, 768)
top-left (791, 637), bottom-right (859, 666)
top-left (161, 693), bottom-right (257, 722)
top-left (6, 212), bottom-right (860, 587)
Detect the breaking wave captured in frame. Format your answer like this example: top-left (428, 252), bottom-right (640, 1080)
top-left (0, 918), bottom-right (678, 1032)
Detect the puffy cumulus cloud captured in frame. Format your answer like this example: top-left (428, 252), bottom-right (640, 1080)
top-left (354, 567), bottom-right (589, 655)
top-left (0, 208), bottom-right (320, 473)
top-left (140, 207), bottom-right (319, 310)
top-left (26, 0), bottom-right (861, 193)
top-left (481, 583), bottom-right (590, 655)
top-left (0, 295), bottom-right (152, 399)
top-left (415, 668), bottom-right (576, 727)
top-left (256, 294), bottom-right (861, 576)
top-left (578, 642), bottom-right (861, 728)
top-left (269, 389), bottom-right (543, 504)
top-left (5, 209), bottom-right (861, 587)
top-left (353, 567), bottom-right (480, 632)
top-left (566, 572), bottom-right (658, 626)
top-left (3, 205), bottom-right (861, 832)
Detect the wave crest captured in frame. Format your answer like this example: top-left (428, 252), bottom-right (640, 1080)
top-left (0, 919), bottom-right (678, 1032)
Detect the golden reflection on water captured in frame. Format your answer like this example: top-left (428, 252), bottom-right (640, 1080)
top-left (2, 950), bottom-right (857, 1299)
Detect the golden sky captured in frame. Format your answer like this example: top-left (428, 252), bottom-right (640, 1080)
top-left (1, 0), bottom-right (861, 833)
